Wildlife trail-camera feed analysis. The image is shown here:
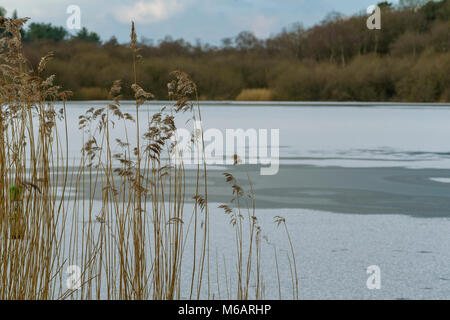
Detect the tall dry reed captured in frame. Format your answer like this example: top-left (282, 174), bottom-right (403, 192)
top-left (0, 17), bottom-right (298, 300)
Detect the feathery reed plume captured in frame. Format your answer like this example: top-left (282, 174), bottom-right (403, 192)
top-left (0, 16), bottom-right (298, 300)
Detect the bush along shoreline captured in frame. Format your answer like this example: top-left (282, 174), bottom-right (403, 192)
top-left (1, 1), bottom-right (449, 102)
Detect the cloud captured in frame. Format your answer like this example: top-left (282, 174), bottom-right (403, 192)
top-left (248, 14), bottom-right (277, 38)
top-left (114, 0), bottom-right (189, 24)
top-left (0, 0), bottom-right (66, 19)
top-left (231, 13), bottom-right (278, 38)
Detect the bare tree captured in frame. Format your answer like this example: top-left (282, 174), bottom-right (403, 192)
top-left (398, 0), bottom-right (428, 8)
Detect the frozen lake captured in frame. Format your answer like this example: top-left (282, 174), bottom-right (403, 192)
top-left (47, 101), bottom-right (450, 299)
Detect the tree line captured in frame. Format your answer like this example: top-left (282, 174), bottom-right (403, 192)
top-left (1, 0), bottom-right (449, 101)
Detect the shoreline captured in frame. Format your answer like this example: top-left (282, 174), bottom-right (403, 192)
top-left (50, 100), bottom-right (450, 107)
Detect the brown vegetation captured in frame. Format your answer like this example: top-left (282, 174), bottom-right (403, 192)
top-left (236, 89), bottom-right (273, 101)
top-left (0, 17), bottom-right (298, 300)
top-left (11, 0), bottom-right (449, 102)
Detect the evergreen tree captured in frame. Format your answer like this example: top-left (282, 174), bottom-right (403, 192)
top-left (74, 27), bottom-right (101, 44)
top-left (24, 23), bottom-right (68, 42)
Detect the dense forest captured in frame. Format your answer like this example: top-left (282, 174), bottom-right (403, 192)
top-left (1, 0), bottom-right (449, 101)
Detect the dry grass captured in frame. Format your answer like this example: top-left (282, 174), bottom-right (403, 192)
top-left (236, 88), bottom-right (273, 101)
top-left (77, 87), bottom-right (109, 100)
top-left (0, 17), bottom-right (298, 300)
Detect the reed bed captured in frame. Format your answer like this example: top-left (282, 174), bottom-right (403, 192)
top-left (236, 88), bottom-right (273, 101)
top-left (0, 17), bottom-right (298, 300)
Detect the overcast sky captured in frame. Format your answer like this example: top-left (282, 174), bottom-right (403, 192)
top-left (0, 0), bottom-right (401, 44)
